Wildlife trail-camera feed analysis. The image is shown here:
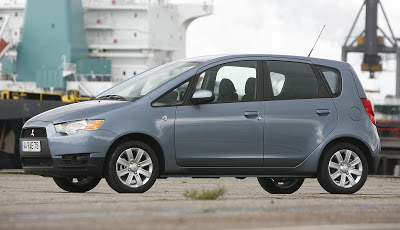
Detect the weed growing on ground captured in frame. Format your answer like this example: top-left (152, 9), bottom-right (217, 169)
top-left (183, 185), bottom-right (227, 200)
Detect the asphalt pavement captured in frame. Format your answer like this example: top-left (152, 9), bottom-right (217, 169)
top-left (0, 171), bottom-right (399, 230)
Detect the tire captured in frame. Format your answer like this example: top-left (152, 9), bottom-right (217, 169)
top-left (257, 177), bottom-right (304, 194)
top-left (53, 177), bottom-right (101, 193)
top-left (105, 140), bottom-right (159, 193)
top-left (317, 143), bottom-right (368, 194)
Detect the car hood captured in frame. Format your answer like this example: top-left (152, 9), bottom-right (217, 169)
top-left (28, 100), bottom-right (131, 124)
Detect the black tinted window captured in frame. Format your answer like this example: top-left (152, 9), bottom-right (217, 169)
top-left (317, 65), bottom-right (341, 96)
top-left (153, 81), bottom-right (190, 106)
top-left (266, 61), bottom-right (319, 100)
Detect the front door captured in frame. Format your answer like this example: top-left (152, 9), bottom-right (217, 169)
top-left (175, 59), bottom-right (264, 167)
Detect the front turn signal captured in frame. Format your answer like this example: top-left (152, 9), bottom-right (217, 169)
top-left (85, 120), bottom-right (104, 130)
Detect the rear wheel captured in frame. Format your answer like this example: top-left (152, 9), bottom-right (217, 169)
top-left (105, 140), bottom-right (159, 193)
top-left (317, 143), bottom-right (368, 194)
top-left (53, 177), bottom-right (101, 193)
top-left (257, 177), bottom-right (304, 194)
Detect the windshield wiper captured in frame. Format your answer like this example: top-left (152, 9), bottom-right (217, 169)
top-left (95, 95), bottom-right (126, 101)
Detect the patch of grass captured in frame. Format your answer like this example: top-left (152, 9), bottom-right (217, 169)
top-left (183, 185), bottom-right (227, 200)
top-left (153, 198), bottom-right (169, 201)
top-left (203, 208), bottom-right (217, 213)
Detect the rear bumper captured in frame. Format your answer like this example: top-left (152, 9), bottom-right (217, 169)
top-left (370, 141), bottom-right (381, 174)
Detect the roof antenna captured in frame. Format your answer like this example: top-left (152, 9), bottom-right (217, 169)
top-left (308, 25), bottom-right (326, 57)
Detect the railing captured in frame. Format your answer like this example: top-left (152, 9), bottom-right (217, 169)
top-left (168, 0), bottom-right (213, 4)
top-left (1, 90), bottom-right (62, 101)
top-left (58, 55), bottom-right (77, 77)
top-left (64, 73), bottom-right (113, 97)
top-left (83, 0), bottom-right (167, 7)
top-left (0, 15), bottom-right (9, 39)
top-left (0, 14), bottom-right (12, 60)
top-left (83, 0), bottom-right (213, 7)
top-left (78, 74), bottom-right (112, 82)
top-left (0, 0), bottom-right (26, 7)
top-left (62, 63), bottom-right (76, 77)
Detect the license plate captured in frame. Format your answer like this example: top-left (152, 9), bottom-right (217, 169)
top-left (22, 141), bottom-right (41, 152)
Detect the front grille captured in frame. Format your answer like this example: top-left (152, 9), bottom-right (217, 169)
top-left (21, 128), bottom-right (47, 138)
top-left (22, 157), bottom-right (53, 167)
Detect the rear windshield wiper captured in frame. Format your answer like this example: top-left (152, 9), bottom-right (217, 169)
top-left (95, 95), bottom-right (126, 101)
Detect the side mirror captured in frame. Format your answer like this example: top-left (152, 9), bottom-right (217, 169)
top-left (190, 90), bottom-right (215, 105)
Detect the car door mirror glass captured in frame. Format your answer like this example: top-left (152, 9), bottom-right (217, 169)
top-left (190, 90), bottom-right (215, 105)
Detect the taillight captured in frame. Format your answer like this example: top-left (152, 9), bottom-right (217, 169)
top-left (361, 98), bottom-right (376, 125)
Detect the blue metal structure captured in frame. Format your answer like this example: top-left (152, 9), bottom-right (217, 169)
top-left (3, 0), bottom-right (110, 89)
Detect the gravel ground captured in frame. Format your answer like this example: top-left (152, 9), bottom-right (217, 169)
top-left (0, 173), bottom-right (399, 230)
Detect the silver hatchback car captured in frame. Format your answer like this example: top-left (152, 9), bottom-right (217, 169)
top-left (20, 55), bottom-right (380, 194)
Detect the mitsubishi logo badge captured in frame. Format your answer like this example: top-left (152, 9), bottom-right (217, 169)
top-left (30, 129), bottom-right (35, 137)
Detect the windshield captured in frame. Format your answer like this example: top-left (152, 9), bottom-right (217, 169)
top-left (95, 60), bottom-right (201, 101)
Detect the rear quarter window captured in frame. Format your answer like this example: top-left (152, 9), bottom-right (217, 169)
top-left (317, 65), bottom-right (342, 97)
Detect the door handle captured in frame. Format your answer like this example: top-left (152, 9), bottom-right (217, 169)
top-left (316, 109), bottom-right (331, 116)
top-left (244, 111), bottom-right (259, 117)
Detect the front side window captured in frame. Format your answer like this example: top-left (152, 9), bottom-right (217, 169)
top-left (96, 60), bottom-right (201, 101)
top-left (265, 61), bottom-right (319, 100)
top-left (196, 61), bottom-right (258, 103)
top-left (153, 81), bottom-right (190, 106)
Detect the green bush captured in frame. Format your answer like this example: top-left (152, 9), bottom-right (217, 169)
top-left (183, 185), bottom-right (227, 200)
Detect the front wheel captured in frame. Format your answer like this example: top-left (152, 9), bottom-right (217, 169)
top-left (257, 177), bottom-right (304, 194)
top-left (317, 143), bottom-right (368, 194)
top-left (105, 140), bottom-right (159, 193)
top-left (53, 177), bottom-right (101, 193)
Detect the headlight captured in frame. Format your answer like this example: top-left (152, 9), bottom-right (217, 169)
top-left (55, 120), bottom-right (104, 135)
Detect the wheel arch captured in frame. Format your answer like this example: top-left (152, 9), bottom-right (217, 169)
top-left (318, 137), bottom-right (374, 173)
top-left (104, 133), bottom-right (165, 176)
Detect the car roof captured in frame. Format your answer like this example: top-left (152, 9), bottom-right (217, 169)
top-left (183, 54), bottom-right (347, 69)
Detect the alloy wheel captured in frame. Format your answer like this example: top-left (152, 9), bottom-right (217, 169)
top-left (328, 149), bottom-right (363, 188)
top-left (116, 148), bottom-right (153, 188)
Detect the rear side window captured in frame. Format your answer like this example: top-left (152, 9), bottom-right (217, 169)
top-left (270, 72), bottom-right (285, 96)
top-left (265, 61), bottom-right (320, 100)
top-left (317, 65), bottom-right (341, 97)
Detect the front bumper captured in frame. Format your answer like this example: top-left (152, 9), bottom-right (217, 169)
top-left (20, 121), bottom-right (117, 177)
top-left (21, 156), bottom-right (105, 177)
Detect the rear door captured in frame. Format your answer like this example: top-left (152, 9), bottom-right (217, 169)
top-left (263, 58), bottom-right (338, 167)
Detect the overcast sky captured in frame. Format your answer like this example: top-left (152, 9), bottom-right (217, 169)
top-left (182, 0), bottom-right (400, 104)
